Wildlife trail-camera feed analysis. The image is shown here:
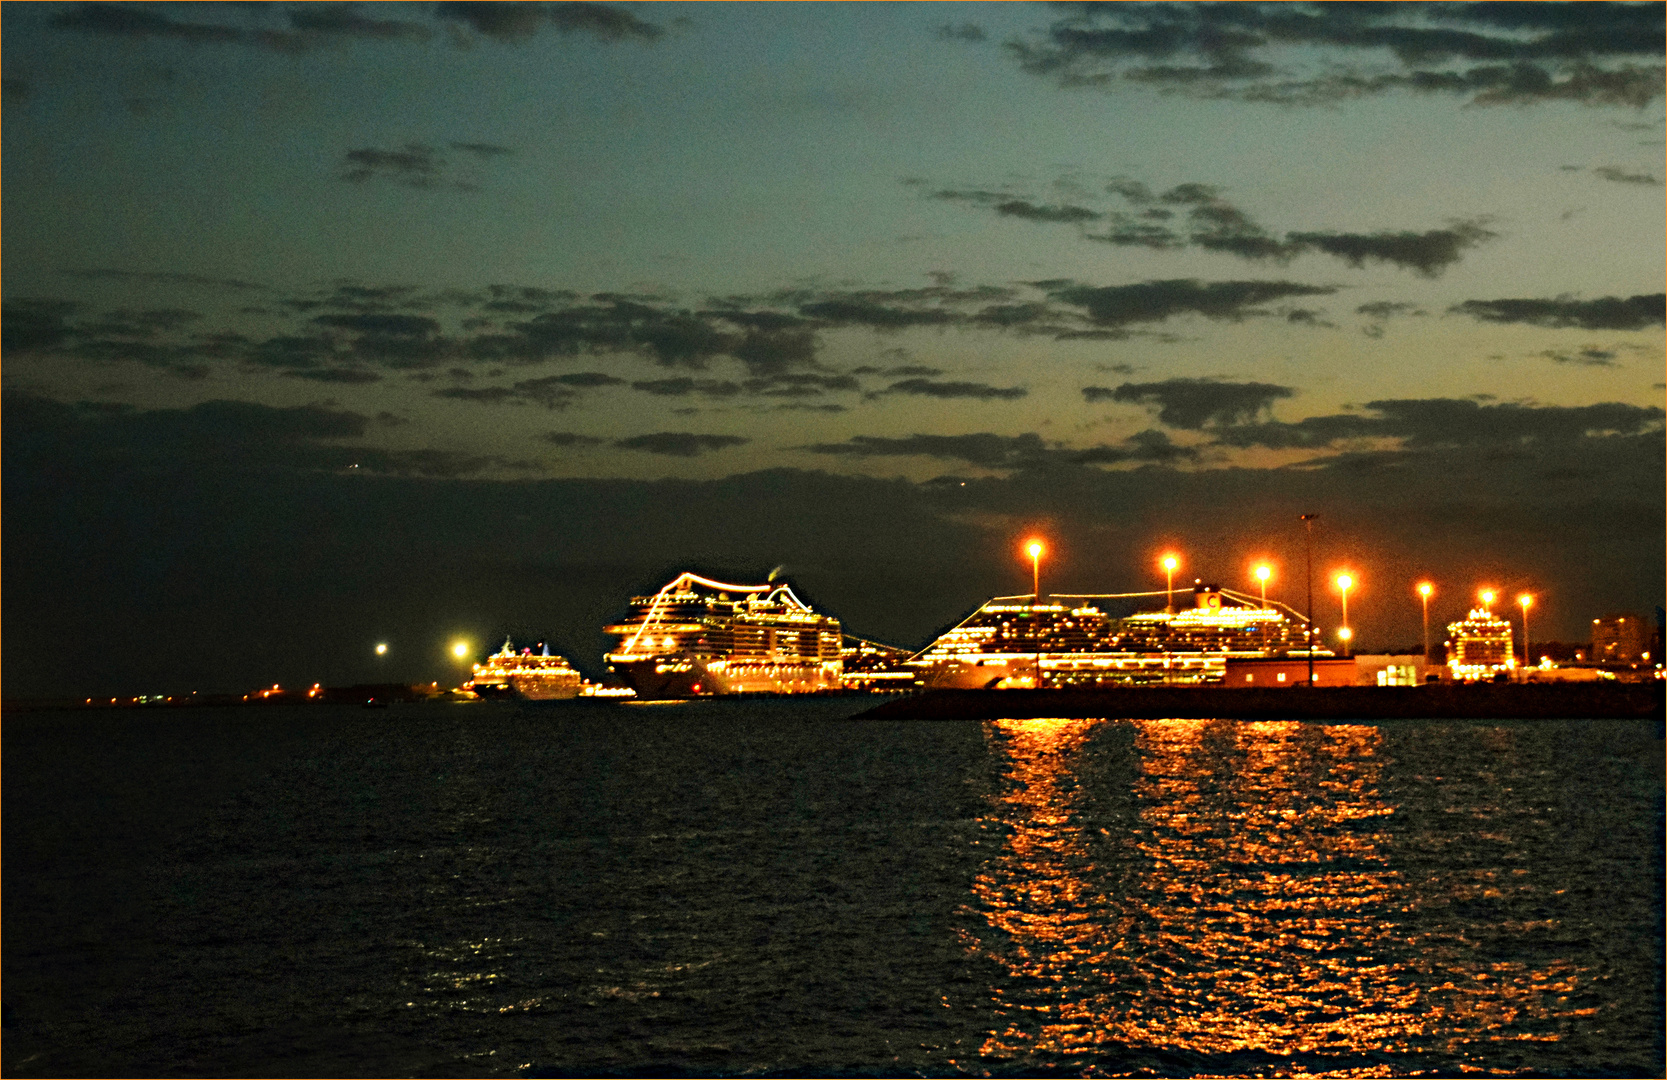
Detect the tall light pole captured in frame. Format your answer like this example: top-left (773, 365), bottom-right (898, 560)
top-left (1417, 582), bottom-right (1433, 663)
top-left (1255, 564), bottom-right (1271, 608)
top-left (1162, 554), bottom-right (1179, 613)
top-left (1336, 573), bottom-right (1354, 658)
top-left (1518, 593), bottom-right (1533, 671)
top-left (1025, 540), bottom-right (1045, 689)
top-left (1301, 514), bottom-right (1317, 685)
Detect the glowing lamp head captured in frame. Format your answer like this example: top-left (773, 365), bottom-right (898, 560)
top-left (452, 641), bottom-right (469, 659)
top-left (1518, 593), bottom-right (1533, 609)
top-left (1336, 573), bottom-right (1353, 591)
top-left (1338, 627), bottom-right (1353, 641)
top-left (375, 642), bottom-right (389, 656)
top-left (1480, 589), bottom-right (1495, 606)
top-left (1255, 565), bottom-right (1271, 583)
top-left (1026, 541), bottom-right (1044, 560)
top-left (1418, 582), bottom-right (1433, 598)
top-left (1162, 555), bottom-right (1178, 572)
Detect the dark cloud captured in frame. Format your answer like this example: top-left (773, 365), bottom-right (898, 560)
top-left (340, 143), bottom-right (444, 187)
top-left (937, 23), bottom-right (988, 44)
top-left (433, 386), bottom-right (519, 405)
top-left (49, 4), bottom-right (244, 45)
top-left (2, 299), bottom-right (81, 352)
top-left (281, 367), bottom-right (383, 384)
top-left (313, 312), bottom-right (441, 337)
top-left (849, 364), bottom-right (944, 377)
top-left (450, 141), bottom-right (514, 159)
top-left (943, 177), bottom-right (1492, 274)
top-left (542, 431), bottom-right (607, 447)
top-left (2, 77), bottom-right (31, 103)
top-left (548, 371), bottom-right (626, 388)
top-left (612, 432), bottom-right (750, 457)
top-left (1452, 294), bottom-right (1666, 331)
top-left (630, 378), bottom-right (743, 399)
top-left (1045, 278), bottom-right (1336, 327)
top-left (435, 2), bottom-right (663, 43)
top-left (1355, 301), bottom-right (1423, 319)
top-left (1072, 428), bottom-right (1200, 465)
top-left (1087, 378), bottom-right (1295, 429)
top-left (800, 432), bottom-right (1052, 469)
top-left (286, 8), bottom-right (432, 43)
top-left (1005, 3), bottom-right (1665, 108)
top-left (992, 200), bottom-right (1102, 224)
top-left (1540, 347), bottom-right (1620, 368)
top-left (1214, 398), bottom-right (1666, 451)
top-left (1284, 222), bottom-right (1496, 277)
top-left (874, 379), bottom-right (1027, 401)
top-left (1592, 165), bottom-right (1663, 185)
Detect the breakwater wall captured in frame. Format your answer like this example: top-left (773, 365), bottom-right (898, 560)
top-left (855, 683), bottom-right (1665, 722)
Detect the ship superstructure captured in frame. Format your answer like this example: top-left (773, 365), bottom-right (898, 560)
top-left (914, 583), bottom-right (1322, 689)
top-left (604, 572), bottom-right (842, 698)
top-left (1446, 606), bottom-right (1515, 681)
top-left (467, 639), bottom-right (585, 700)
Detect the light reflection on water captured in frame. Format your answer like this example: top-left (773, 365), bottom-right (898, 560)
top-left (964, 717), bottom-right (1604, 1071)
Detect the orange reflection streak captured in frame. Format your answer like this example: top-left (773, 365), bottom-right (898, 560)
top-left (963, 718), bottom-right (1592, 1069)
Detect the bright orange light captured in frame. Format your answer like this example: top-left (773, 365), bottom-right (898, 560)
top-left (1418, 582), bottom-right (1433, 598)
top-left (1162, 554), bottom-right (1179, 572)
top-left (1338, 627), bottom-right (1353, 641)
top-left (375, 642), bottom-right (389, 655)
top-left (1335, 573), bottom-right (1353, 591)
top-left (1479, 589), bottom-right (1495, 606)
top-left (1025, 540), bottom-right (1044, 560)
top-left (452, 641), bottom-right (469, 658)
top-left (1518, 593), bottom-right (1533, 609)
top-left (1255, 564), bottom-right (1271, 583)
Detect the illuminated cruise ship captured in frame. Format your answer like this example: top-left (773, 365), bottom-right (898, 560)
top-left (466, 639), bottom-right (585, 700)
top-left (604, 572), bottom-right (842, 698)
top-left (913, 582), bottom-right (1323, 689)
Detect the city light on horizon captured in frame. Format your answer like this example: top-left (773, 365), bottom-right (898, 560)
top-left (375, 643), bottom-right (388, 656)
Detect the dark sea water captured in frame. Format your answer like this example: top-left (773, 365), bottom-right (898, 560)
top-left (3, 699), bottom-right (1661, 1077)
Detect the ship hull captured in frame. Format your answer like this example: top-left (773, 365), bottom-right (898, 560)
top-left (611, 657), bottom-right (839, 700)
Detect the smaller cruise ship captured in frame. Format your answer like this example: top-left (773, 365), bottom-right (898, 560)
top-left (466, 639), bottom-right (585, 700)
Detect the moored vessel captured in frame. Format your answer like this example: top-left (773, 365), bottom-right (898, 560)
top-left (604, 573), bottom-right (842, 699)
top-left (913, 582), bottom-right (1327, 689)
top-left (466, 639), bottom-right (585, 700)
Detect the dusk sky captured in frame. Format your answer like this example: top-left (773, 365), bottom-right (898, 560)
top-left (5, 1), bottom-right (1664, 697)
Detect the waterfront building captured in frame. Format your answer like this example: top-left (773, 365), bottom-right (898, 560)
top-left (1446, 606), bottom-right (1515, 681)
top-left (1592, 613), bottom-right (1648, 664)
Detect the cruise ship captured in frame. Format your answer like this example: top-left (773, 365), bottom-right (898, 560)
top-left (913, 582), bottom-right (1326, 689)
top-left (604, 572), bottom-right (842, 698)
top-left (466, 639), bottom-right (585, 700)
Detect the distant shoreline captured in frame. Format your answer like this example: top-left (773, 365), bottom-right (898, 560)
top-left (855, 684), bottom-right (1666, 722)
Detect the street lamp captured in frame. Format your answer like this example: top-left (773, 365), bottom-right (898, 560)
top-left (1300, 514), bottom-right (1318, 685)
top-left (1518, 594), bottom-right (1533, 670)
top-left (1335, 573), bottom-right (1353, 657)
top-left (1255, 564), bottom-right (1272, 608)
top-left (1162, 554), bottom-right (1179, 612)
top-left (1025, 540), bottom-right (1044, 600)
top-left (1417, 583), bottom-right (1433, 662)
top-left (1479, 589), bottom-right (1495, 610)
top-left (375, 642), bottom-right (389, 656)
top-left (1023, 539), bottom-right (1045, 690)
top-left (452, 640), bottom-right (470, 660)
